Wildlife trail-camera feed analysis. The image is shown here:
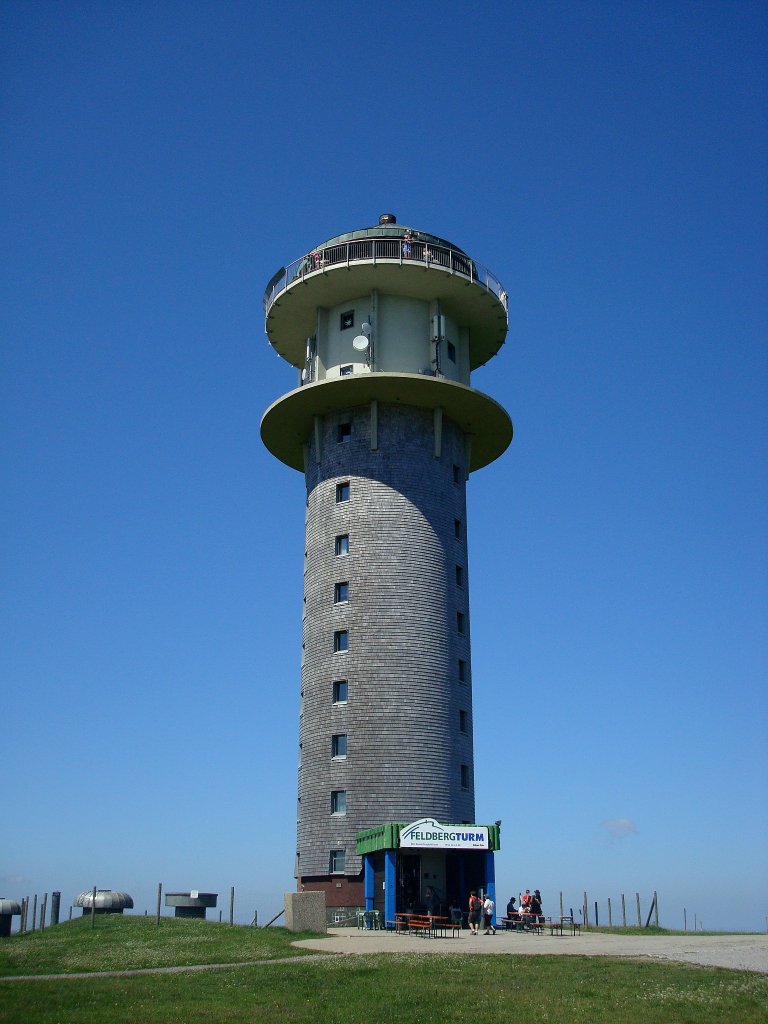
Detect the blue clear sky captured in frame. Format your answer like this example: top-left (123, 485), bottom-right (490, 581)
top-left (2, 1), bottom-right (766, 932)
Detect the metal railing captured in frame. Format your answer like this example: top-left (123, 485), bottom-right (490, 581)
top-left (263, 238), bottom-right (508, 317)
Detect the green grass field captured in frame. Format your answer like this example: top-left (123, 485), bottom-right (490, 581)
top-left (1, 917), bottom-right (766, 1024)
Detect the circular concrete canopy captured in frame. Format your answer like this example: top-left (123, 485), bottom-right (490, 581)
top-left (164, 892), bottom-right (218, 908)
top-left (265, 260), bottom-right (508, 371)
top-left (261, 372), bottom-right (512, 474)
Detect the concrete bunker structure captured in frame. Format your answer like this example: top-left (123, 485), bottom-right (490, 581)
top-left (164, 891), bottom-right (218, 919)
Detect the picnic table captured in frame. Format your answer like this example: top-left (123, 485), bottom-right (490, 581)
top-left (390, 913), bottom-right (460, 937)
top-left (499, 915), bottom-right (581, 935)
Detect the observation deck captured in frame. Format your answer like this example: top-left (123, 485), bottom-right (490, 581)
top-left (263, 222), bottom-right (508, 370)
top-left (261, 216), bottom-right (512, 475)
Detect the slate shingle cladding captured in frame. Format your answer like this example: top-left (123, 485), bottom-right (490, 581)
top-left (297, 402), bottom-right (475, 877)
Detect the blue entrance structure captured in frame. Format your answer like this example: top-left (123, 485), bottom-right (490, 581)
top-left (357, 820), bottom-right (501, 927)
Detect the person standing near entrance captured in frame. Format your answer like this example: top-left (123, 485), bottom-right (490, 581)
top-left (483, 894), bottom-right (496, 934)
top-left (467, 890), bottom-right (482, 935)
top-left (530, 889), bottom-right (543, 923)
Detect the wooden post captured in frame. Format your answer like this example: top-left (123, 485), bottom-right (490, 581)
top-left (608, 897), bottom-right (612, 927)
top-left (583, 892), bottom-right (588, 928)
top-left (40, 893), bottom-right (47, 931)
top-left (621, 893), bottom-right (626, 927)
top-left (559, 891), bottom-right (563, 917)
top-left (684, 907), bottom-right (687, 932)
top-left (635, 892), bottom-right (641, 928)
top-left (229, 886), bottom-right (235, 926)
top-left (156, 882), bottom-right (162, 927)
top-left (644, 892), bottom-right (657, 928)
top-left (654, 891), bottom-right (659, 927)
top-left (594, 900), bottom-right (599, 927)
top-left (91, 886), bottom-right (97, 930)
top-left (32, 894), bottom-right (38, 932)
top-left (262, 907), bottom-right (285, 928)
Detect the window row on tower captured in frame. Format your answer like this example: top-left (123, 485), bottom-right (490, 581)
top-left (308, 455), bottom-right (472, 880)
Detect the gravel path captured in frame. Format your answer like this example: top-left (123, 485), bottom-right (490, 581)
top-left (293, 927), bottom-right (768, 973)
top-left (0, 953), bottom-right (332, 983)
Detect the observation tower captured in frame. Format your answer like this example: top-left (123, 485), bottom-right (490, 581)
top-left (262, 214), bottom-right (511, 923)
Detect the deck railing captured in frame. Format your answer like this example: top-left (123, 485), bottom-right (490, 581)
top-left (263, 238), bottom-right (508, 317)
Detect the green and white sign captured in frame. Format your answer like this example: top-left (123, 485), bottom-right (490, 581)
top-left (399, 817), bottom-right (489, 850)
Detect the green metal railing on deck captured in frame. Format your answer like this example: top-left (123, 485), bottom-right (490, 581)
top-left (263, 237), bottom-right (508, 319)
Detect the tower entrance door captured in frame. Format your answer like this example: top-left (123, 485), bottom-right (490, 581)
top-left (398, 854), bottom-right (421, 912)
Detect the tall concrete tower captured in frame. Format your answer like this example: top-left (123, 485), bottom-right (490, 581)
top-left (262, 215), bottom-right (511, 922)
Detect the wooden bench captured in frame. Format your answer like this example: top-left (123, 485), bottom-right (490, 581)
top-left (499, 916), bottom-right (522, 930)
top-left (407, 916), bottom-right (434, 937)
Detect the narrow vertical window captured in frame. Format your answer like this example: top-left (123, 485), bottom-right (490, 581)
top-left (336, 482), bottom-right (350, 502)
top-left (334, 630), bottom-right (349, 653)
top-left (332, 734), bottom-right (347, 758)
top-left (460, 764), bottom-right (470, 789)
top-left (453, 464), bottom-right (461, 485)
top-left (458, 659), bottom-right (467, 683)
top-left (333, 679), bottom-right (348, 704)
top-left (335, 534), bottom-right (350, 556)
top-left (331, 790), bottom-right (347, 814)
top-left (455, 565), bottom-right (463, 588)
top-left (334, 581), bottom-right (349, 604)
top-left (330, 849), bottom-right (346, 873)
top-left (337, 422), bottom-right (351, 443)
top-left (457, 612), bottom-right (465, 634)
top-left (459, 710), bottom-right (468, 734)
top-left (454, 518), bottom-right (462, 540)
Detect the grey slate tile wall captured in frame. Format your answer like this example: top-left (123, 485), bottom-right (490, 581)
top-left (297, 401), bottom-right (476, 878)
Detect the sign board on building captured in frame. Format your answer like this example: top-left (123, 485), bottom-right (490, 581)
top-left (399, 817), bottom-right (489, 850)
